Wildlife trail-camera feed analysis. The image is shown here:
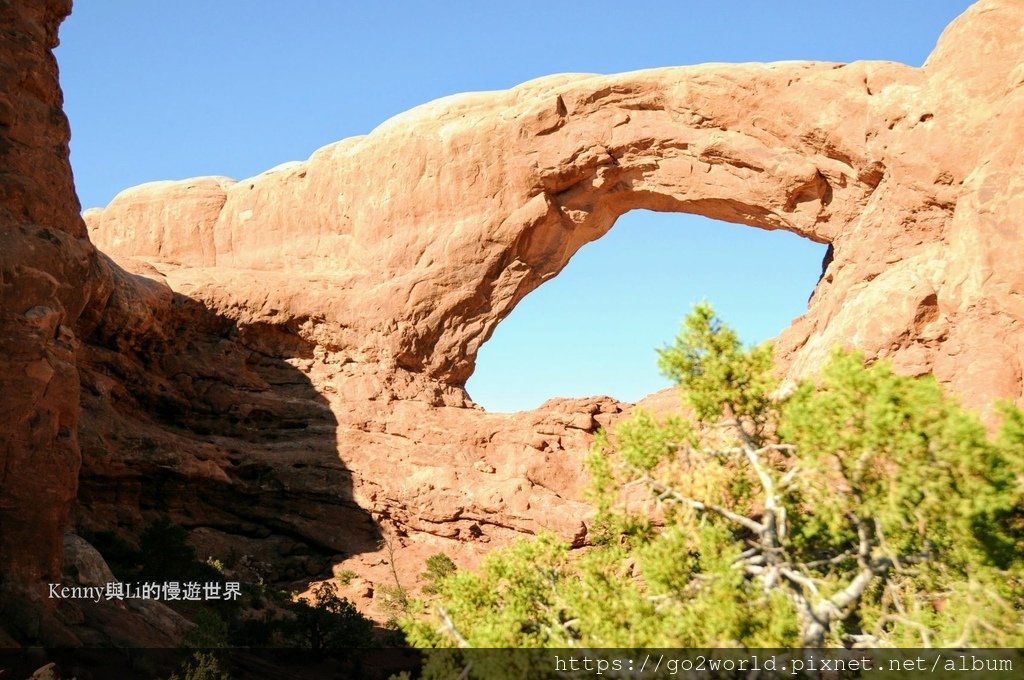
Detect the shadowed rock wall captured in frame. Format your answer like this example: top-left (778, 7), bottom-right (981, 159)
top-left (0, 0), bottom-right (99, 643)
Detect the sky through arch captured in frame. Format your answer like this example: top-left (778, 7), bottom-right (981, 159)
top-left (466, 211), bottom-right (828, 412)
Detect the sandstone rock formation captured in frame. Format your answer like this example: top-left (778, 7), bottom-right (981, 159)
top-left (0, 0), bottom-right (103, 644)
top-left (1, 0), bottom-right (1021, 645)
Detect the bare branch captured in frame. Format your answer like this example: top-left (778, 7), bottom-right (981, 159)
top-left (731, 423), bottom-right (786, 554)
top-left (830, 558), bottom-right (892, 612)
top-left (780, 567), bottom-right (822, 599)
top-left (877, 614), bottom-right (933, 647)
top-left (779, 465), bottom-right (801, 490)
top-left (739, 437), bottom-right (776, 503)
top-left (636, 472), bottom-right (765, 534)
top-left (805, 550), bottom-right (856, 569)
top-left (379, 523), bottom-right (407, 597)
top-left (437, 606), bottom-right (470, 648)
top-left (732, 547), bottom-right (760, 563)
top-left (850, 514), bottom-right (873, 569)
top-left (845, 632), bottom-right (880, 648)
top-left (692, 444), bottom-right (794, 458)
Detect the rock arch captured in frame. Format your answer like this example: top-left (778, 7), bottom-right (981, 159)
top-left (4, 0), bottom-right (1023, 645)
top-left (89, 0), bottom-right (1024, 415)
top-left (90, 62), bottom-right (883, 392)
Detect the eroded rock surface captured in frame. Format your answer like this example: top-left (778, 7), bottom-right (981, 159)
top-left (0, 0), bottom-right (103, 644)
top-left (1, 0), bottom-right (1022, 641)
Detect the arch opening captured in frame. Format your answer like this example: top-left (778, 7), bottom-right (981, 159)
top-left (465, 209), bottom-right (829, 412)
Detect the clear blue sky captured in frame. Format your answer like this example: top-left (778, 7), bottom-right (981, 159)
top-left (57, 1), bottom-right (973, 412)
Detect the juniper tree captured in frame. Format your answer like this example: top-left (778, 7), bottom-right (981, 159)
top-left (401, 304), bottom-right (1024, 654)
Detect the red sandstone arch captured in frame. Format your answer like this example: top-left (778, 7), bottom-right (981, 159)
top-left (4, 0), bottom-right (1023, 646)
top-left (89, 6), bottom-right (1024, 414)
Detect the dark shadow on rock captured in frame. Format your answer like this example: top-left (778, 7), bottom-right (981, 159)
top-left (68, 271), bottom-right (382, 645)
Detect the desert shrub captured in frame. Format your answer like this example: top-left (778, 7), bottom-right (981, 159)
top-left (335, 569), bottom-right (358, 586)
top-left (168, 652), bottom-right (231, 680)
top-left (184, 608), bottom-right (230, 649)
top-left (421, 553), bottom-right (457, 595)
top-left (283, 582), bottom-right (373, 652)
top-left (378, 584), bottom-right (411, 629)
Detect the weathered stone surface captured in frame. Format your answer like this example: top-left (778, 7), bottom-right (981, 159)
top-left (2, 0), bottom-right (1022, 641)
top-left (0, 0), bottom-right (113, 645)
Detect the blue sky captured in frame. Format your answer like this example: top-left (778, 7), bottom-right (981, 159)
top-left (57, 1), bottom-right (973, 412)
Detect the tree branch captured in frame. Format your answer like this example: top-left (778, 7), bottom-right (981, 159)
top-left (805, 550), bottom-right (856, 569)
top-left (780, 567), bottom-right (823, 599)
top-left (636, 472), bottom-right (765, 534)
top-left (830, 557), bottom-right (892, 612)
top-left (437, 606), bottom-right (470, 648)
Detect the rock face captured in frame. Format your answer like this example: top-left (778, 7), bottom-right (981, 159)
top-left (1, 0), bottom-right (1022, 643)
top-left (0, 0), bottom-right (104, 643)
top-left (0, 0), bottom-right (197, 646)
